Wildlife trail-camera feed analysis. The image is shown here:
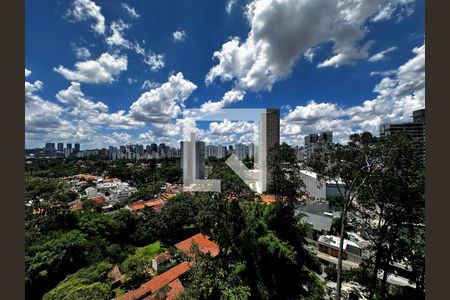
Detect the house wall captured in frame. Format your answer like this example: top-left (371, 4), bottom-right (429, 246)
top-left (300, 172), bottom-right (326, 200)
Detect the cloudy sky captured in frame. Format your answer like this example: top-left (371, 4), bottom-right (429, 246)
top-left (25, 0), bottom-right (424, 149)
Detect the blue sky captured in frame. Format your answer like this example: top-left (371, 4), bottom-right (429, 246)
top-left (25, 0), bottom-right (425, 149)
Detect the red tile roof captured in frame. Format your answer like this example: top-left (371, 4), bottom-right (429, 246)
top-left (175, 233), bottom-right (220, 258)
top-left (90, 196), bottom-right (108, 206)
top-left (116, 262), bottom-right (190, 300)
top-left (75, 173), bottom-right (99, 180)
top-left (128, 199), bottom-right (164, 212)
top-left (146, 278), bottom-right (184, 300)
top-left (260, 194), bottom-right (288, 204)
top-left (160, 193), bottom-right (177, 201)
top-left (103, 178), bottom-right (118, 183)
top-left (153, 252), bottom-right (172, 264)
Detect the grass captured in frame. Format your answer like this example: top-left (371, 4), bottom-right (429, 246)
top-left (135, 241), bottom-right (164, 258)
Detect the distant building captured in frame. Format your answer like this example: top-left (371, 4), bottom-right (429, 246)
top-left (217, 146), bottom-right (227, 158)
top-left (248, 143), bottom-right (255, 158)
top-left (74, 143), bottom-right (80, 153)
top-left (159, 143), bottom-right (166, 157)
top-left (380, 108), bottom-right (425, 163)
top-left (180, 139), bottom-right (205, 179)
top-left (304, 132), bottom-right (333, 159)
top-left (66, 143), bottom-right (72, 151)
top-left (44, 143), bottom-right (56, 156)
top-left (234, 143), bottom-right (249, 160)
top-left (205, 145), bottom-right (218, 158)
top-left (57, 143), bottom-right (64, 152)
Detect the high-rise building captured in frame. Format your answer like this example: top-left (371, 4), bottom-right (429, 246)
top-left (266, 108), bottom-right (280, 151)
top-left (181, 139), bottom-right (206, 179)
top-left (159, 143), bottom-right (166, 157)
top-left (57, 143), bottom-right (64, 152)
top-left (45, 143), bottom-right (54, 150)
top-left (259, 108), bottom-right (280, 190)
top-left (74, 143), bottom-right (80, 153)
top-left (217, 146), bottom-right (227, 158)
top-left (304, 132), bottom-right (333, 159)
top-left (44, 143), bottom-right (56, 156)
top-left (248, 143), bottom-right (255, 158)
top-left (205, 145), bottom-right (218, 158)
top-left (66, 143), bottom-right (72, 151)
top-left (235, 143), bottom-right (249, 160)
top-left (380, 108), bottom-right (425, 163)
top-left (150, 143), bottom-right (158, 153)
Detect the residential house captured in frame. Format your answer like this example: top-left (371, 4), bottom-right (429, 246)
top-left (317, 235), bottom-right (362, 263)
top-left (115, 261), bottom-right (190, 300)
top-left (152, 252), bottom-right (173, 273)
top-left (175, 233), bottom-right (220, 258)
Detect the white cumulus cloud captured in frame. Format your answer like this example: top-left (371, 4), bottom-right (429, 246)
top-left (66, 0), bottom-right (106, 34)
top-left (54, 52), bottom-right (128, 84)
top-left (129, 72), bottom-right (197, 123)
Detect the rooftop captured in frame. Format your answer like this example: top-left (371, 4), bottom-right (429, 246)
top-left (148, 278), bottom-right (184, 300)
top-left (318, 235), bottom-right (360, 250)
top-left (175, 233), bottom-right (220, 258)
top-left (300, 212), bottom-right (333, 232)
top-left (153, 252), bottom-right (173, 264)
top-left (296, 201), bottom-right (333, 215)
top-left (116, 261), bottom-right (191, 300)
top-left (127, 199), bottom-right (164, 212)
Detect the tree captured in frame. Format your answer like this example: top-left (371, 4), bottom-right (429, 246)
top-left (25, 175), bottom-right (77, 239)
top-left (180, 249), bottom-right (251, 300)
top-left (42, 261), bottom-right (113, 300)
top-left (305, 132), bottom-right (378, 300)
top-left (356, 133), bottom-right (425, 299)
top-left (157, 192), bottom-right (198, 244)
top-left (267, 143), bottom-right (305, 203)
top-left (26, 230), bottom-right (93, 299)
top-left (207, 158), bottom-right (254, 198)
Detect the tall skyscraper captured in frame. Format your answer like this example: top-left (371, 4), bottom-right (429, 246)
top-left (235, 143), bottom-right (249, 160)
top-left (248, 143), bottom-right (255, 158)
top-left (181, 139), bottom-right (206, 179)
top-left (304, 132), bottom-right (333, 159)
top-left (66, 143), bottom-right (72, 151)
top-left (74, 143), bottom-right (80, 153)
top-left (380, 108), bottom-right (425, 163)
top-left (259, 108), bottom-right (280, 190)
top-left (159, 143), bottom-right (166, 157)
top-left (57, 143), bottom-right (64, 152)
top-left (150, 143), bottom-right (158, 153)
top-left (44, 143), bottom-right (56, 156)
top-left (205, 145), bottom-right (218, 158)
top-left (45, 143), bottom-right (54, 150)
top-left (217, 146), bottom-right (227, 158)
top-left (266, 108), bottom-right (280, 152)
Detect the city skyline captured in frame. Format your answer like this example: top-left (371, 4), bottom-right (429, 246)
top-left (26, 0), bottom-right (425, 150)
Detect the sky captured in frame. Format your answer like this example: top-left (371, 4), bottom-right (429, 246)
top-left (25, 0), bottom-right (425, 150)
